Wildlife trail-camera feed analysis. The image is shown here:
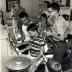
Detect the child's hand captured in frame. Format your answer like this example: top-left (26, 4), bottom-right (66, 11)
top-left (47, 31), bottom-right (52, 36)
top-left (31, 64), bottom-right (37, 72)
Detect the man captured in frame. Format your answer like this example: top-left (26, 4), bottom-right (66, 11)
top-left (45, 2), bottom-right (68, 72)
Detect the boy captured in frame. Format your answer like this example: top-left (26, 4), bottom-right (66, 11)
top-left (38, 13), bottom-right (50, 38)
top-left (19, 23), bottom-right (47, 72)
top-left (45, 2), bottom-right (68, 72)
top-left (18, 12), bottom-right (30, 41)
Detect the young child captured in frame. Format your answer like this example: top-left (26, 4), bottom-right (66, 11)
top-left (44, 2), bottom-right (68, 72)
top-left (38, 13), bottom-right (50, 39)
top-left (19, 23), bottom-right (47, 72)
top-left (18, 12), bottom-right (30, 41)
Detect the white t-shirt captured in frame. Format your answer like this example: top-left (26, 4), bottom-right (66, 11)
top-left (22, 24), bottom-right (30, 41)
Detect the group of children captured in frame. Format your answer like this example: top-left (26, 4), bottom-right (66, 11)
top-left (1, 0), bottom-right (72, 72)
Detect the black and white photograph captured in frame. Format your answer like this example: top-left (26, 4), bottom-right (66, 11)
top-left (0, 0), bottom-right (72, 72)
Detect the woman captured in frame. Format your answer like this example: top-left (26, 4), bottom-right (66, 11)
top-left (0, 11), bottom-right (17, 72)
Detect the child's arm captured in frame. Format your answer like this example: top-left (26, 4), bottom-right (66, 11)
top-left (17, 31), bottom-right (25, 41)
top-left (19, 46), bottom-right (30, 53)
top-left (32, 46), bottom-right (44, 66)
top-left (15, 41), bottom-right (30, 53)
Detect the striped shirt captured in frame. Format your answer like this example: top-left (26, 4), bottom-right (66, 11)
top-left (30, 37), bottom-right (46, 57)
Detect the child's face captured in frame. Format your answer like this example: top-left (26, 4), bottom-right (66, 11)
top-left (14, 2), bottom-right (20, 9)
top-left (21, 17), bottom-right (28, 26)
top-left (28, 30), bottom-right (37, 38)
top-left (41, 2), bottom-right (48, 11)
top-left (41, 17), bottom-right (46, 22)
top-left (48, 8), bottom-right (57, 17)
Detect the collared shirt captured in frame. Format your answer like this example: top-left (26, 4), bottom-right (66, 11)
top-left (50, 15), bottom-right (68, 41)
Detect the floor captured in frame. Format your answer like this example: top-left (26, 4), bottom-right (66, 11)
top-left (8, 52), bottom-right (72, 72)
top-left (62, 58), bottom-right (72, 72)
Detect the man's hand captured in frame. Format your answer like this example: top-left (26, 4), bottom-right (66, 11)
top-left (44, 30), bottom-right (52, 36)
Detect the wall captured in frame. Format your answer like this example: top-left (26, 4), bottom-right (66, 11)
top-left (0, 0), bottom-right (71, 16)
top-left (20, 0), bottom-right (39, 17)
top-left (60, 7), bottom-right (70, 15)
top-left (0, 0), bottom-right (6, 11)
top-left (20, 0), bottom-right (32, 17)
top-left (20, 0), bottom-right (71, 17)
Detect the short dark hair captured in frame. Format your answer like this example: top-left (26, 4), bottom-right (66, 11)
top-left (48, 2), bottom-right (60, 12)
top-left (13, 0), bottom-right (20, 3)
top-left (40, 13), bottom-right (47, 20)
top-left (19, 12), bottom-right (28, 18)
top-left (27, 23), bottom-right (38, 31)
top-left (13, 0), bottom-right (20, 4)
top-left (44, 1), bottom-right (50, 7)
